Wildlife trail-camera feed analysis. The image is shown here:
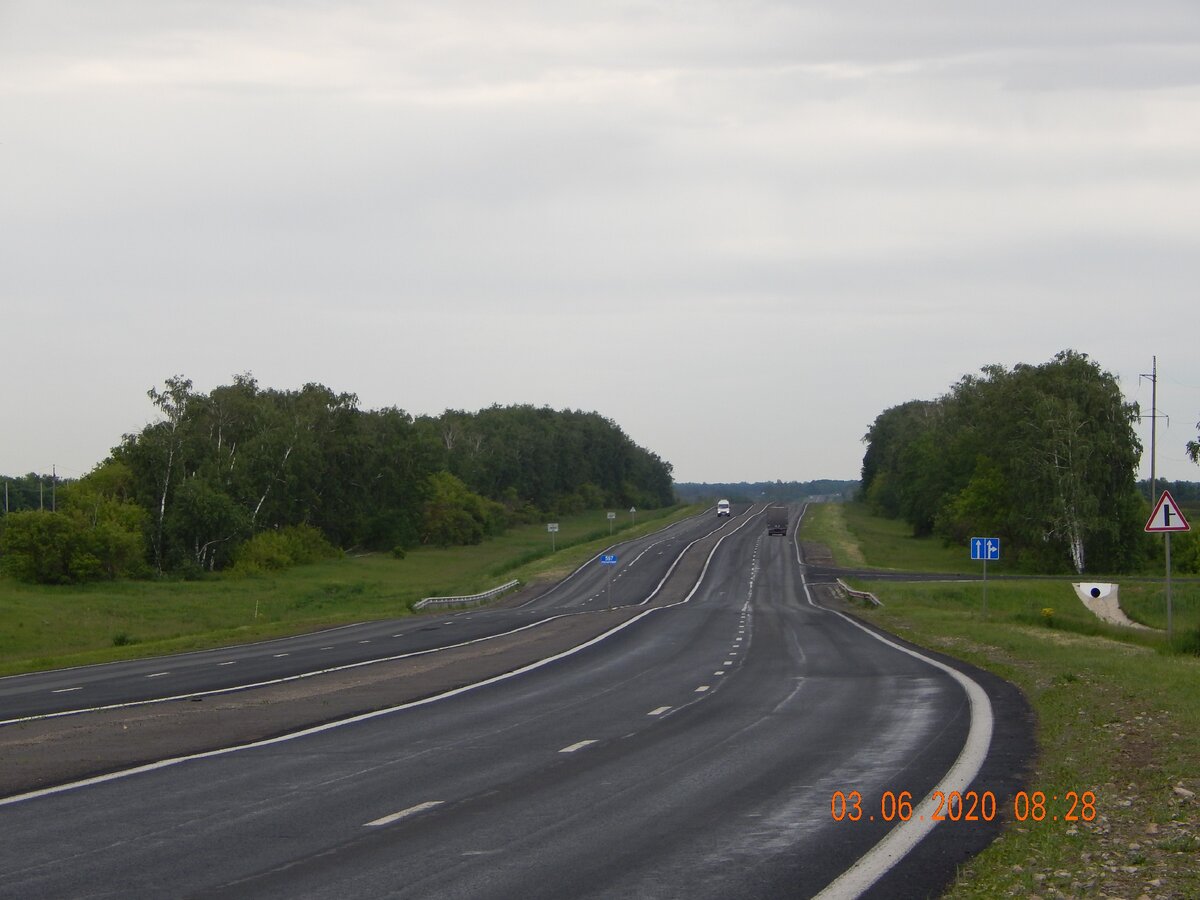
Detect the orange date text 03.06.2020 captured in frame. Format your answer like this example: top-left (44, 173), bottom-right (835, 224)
top-left (830, 790), bottom-right (1097, 824)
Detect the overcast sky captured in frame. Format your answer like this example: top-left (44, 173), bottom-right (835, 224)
top-left (3, 1), bottom-right (1199, 486)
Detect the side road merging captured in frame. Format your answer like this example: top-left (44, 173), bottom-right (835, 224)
top-left (792, 505), bottom-right (1010, 900)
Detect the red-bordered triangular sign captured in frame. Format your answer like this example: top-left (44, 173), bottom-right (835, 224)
top-left (1145, 490), bottom-right (1191, 533)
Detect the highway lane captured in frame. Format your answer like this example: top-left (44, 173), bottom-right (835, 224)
top-left (0, 505), bottom-right (1015, 899)
top-left (0, 506), bottom-right (745, 723)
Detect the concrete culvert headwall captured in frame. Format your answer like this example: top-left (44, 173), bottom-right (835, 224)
top-left (1071, 582), bottom-right (1153, 630)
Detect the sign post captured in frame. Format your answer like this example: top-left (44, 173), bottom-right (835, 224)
top-left (547, 522), bottom-right (559, 552)
top-left (1144, 490), bottom-right (1191, 641)
top-left (970, 537), bottom-right (1001, 615)
top-left (630, 507), bottom-right (637, 526)
top-left (607, 511), bottom-right (616, 535)
top-left (600, 553), bottom-right (618, 604)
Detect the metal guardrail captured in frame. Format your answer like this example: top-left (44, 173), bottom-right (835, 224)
top-left (837, 578), bottom-right (882, 607)
top-left (413, 579), bottom-right (521, 610)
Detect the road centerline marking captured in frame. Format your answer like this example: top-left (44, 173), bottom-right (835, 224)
top-left (695, 685), bottom-right (710, 692)
top-left (51, 687), bottom-right (82, 694)
top-left (647, 706), bottom-right (671, 716)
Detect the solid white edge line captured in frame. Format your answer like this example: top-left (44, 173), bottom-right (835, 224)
top-left (9, 506), bottom-right (753, 727)
top-left (364, 800), bottom-right (445, 827)
top-left (0, 621), bottom-right (372, 684)
top-left (515, 508), bottom-right (711, 608)
top-left (0, 606), bottom-right (661, 807)
top-left (636, 505), bottom-right (768, 607)
top-left (0, 613), bottom-right (586, 728)
top-left (794, 504), bottom-right (996, 900)
top-left (0, 504), bottom-right (761, 807)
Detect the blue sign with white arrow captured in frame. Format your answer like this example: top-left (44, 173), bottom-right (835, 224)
top-left (600, 554), bottom-right (618, 565)
top-left (970, 537), bottom-right (1001, 561)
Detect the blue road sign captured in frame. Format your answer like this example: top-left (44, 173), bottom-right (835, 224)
top-left (600, 554), bottom-right (618, 565)
top-left (970, 537), bottom-right (1001, 561)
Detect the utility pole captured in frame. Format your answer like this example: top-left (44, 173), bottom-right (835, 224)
top-left (1139, 357), bottom-right (1166, 501)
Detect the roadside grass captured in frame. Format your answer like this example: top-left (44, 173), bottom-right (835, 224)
top-left (0, 504), bottom-right (699, 676)
top-left (801, 502), bottom-right (1200, 899)
top-left (798, 498), bottom-right (866, 566)
top-left (837, 501), bottom-right (976, 573)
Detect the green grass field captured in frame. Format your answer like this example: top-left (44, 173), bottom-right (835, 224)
top-left (802, 502), bottom-right (1200, 898)
top-left (0, 504), bottom-right (699, 676)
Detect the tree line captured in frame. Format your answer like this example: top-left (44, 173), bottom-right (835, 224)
top-left (860, 350), bottom-right (1153, 574)
top-left (674, 480), bottom-right (859, 504)
top-left (0, 375), bottom-right (676, 583)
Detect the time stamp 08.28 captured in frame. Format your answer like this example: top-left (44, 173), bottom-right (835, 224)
top-left (830, 789), bottom-right (1097, 824)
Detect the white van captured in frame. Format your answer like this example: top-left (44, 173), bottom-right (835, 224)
top-left (716, 499), bottom-right (731, 517)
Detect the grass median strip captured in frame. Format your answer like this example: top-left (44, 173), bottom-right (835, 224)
top-left (0, 504), bottom-right (699, 676)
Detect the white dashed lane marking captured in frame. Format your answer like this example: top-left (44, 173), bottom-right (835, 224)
top-left (559, 740), bottom-right (598, 754)
top-left (364, 801), bottom-right (445, 827)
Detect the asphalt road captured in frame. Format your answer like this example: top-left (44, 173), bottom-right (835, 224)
top-left (0, 508), bottom-right (736, 724)
top-left (0, 506), bottom-right (1033, 898)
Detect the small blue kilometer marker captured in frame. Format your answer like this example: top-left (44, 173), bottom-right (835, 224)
top-left (600, 554), bottom-right (618, 603)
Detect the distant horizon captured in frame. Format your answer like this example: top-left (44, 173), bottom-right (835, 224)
top-left (4, 3), bottom-right (1199, 487)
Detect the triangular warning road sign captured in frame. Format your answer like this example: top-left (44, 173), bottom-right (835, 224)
top-left (1145, 490), bottom-right (1191, 533)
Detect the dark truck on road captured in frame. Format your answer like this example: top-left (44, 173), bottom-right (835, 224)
top-left (767, 506), bottom-right (788, 536)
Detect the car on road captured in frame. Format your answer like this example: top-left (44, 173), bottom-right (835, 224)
top-left (717, 499), bottom-right (731, 517)
top-left (767, 506), bottom-right (788, 535)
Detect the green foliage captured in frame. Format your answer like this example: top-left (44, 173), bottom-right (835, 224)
top-left (0, 464), bottom-right (149, 584)
top-left (0, 472), bottom-right (71, 513)
top-left (1175, 624), bottom-right (1200, 657)
top-left (231, 525), bottom-right (341, 574)
top-left (860, 350), bottom-right (1145, 574)
top-left (675, 479), bottom-right (858, 503)
top-left (1, 511), bottom-right (82, 584)
top-left (420, 472), bottom-right (505, 547)
top-left (107, 376), bottom-right (675, 574)
top-left (1173, 530), bottom-right (1200, 575)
